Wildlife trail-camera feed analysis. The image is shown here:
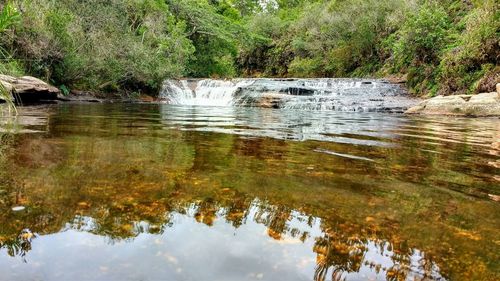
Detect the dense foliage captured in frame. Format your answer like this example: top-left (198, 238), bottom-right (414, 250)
top-left (0, 0), bottom-right (498, 96)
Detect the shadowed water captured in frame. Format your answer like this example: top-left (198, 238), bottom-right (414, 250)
top-left (0, 104), bottom-right (499, 281)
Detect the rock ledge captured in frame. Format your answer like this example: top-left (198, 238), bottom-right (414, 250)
top-left (406, 84), bottom-right (500, 117)
top-left (0, 74), bottom-right (60, 103)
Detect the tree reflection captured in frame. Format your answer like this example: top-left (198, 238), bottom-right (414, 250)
top-left (0, 192), bottom-right (447, 281)
top-left (0, 229), bottom-right (34, 262)
top-left (313, 232), bottom-right (364, 281)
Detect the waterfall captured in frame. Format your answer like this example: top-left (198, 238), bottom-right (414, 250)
top-left (161, 79), bottom-right (255, 107)
top-left (160, 78), bottom-right (418, 112)
top-left (161, 80), bottom-right (194, 105)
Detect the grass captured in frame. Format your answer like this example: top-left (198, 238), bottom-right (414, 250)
top-left (0, 82), bottom-right (16, 116)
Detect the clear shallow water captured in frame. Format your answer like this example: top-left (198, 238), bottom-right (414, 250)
top-left (0, 104), bottom-right (499, 281)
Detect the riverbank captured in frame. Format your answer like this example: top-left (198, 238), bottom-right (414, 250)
top-left (3, 74), bottom-right (500, 117)
top-left (0, 74), bottom-right (158, 105)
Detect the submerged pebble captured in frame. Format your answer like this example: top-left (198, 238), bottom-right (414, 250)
top-left (12, 206), bottom-right (26, 212)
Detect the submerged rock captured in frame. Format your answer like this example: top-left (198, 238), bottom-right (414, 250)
top-left (406, 88), bottom-right (500, 117)
top-left (11, 206), bottom-right (26, 212)
top-left (0, 74), bottom-right (59, 104)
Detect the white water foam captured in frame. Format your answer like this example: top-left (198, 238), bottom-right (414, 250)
top-left (161, 79), bottom-right (256, 107)
top-left (160, 78), bottom-right (418, 112)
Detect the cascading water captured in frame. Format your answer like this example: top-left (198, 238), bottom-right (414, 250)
top-left (160, 78), bottom-right (419, 112)
top-left (161, 79), bottom-right (256, 107)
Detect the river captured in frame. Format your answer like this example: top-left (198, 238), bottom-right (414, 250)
top-left (0, 81), bottom-right (499, 280)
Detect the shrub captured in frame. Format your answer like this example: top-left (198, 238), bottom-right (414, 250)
top-left (438, 0), bottom-right (499, 95)
top-left (6, 0), bottom-right (194, 94)
top-left (255, 0), bottom-right (409, 78)
top-left (386, 2), bottom-right (450, 95)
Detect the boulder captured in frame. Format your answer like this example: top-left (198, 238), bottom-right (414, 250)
top-left (405, 92), bottom-right (500, 117)
top-left (0, 74), bottom-right (59, 103)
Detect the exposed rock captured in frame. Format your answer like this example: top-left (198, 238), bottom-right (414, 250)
top-left (497, 83), bottom-right (500, 95)
top-left (280, 87), bottom-right (316, 96)
top-left (405, 92), bottom-right (500, 116)
top-left (254, 93), bottom-right (285, 109)
top-left (0, 74), bottom-right (59, 103)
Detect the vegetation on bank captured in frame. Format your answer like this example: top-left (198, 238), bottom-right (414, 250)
top-left (0, 0), bottom-right (498, 96)
top-left (0, 2), bottom-right (18, 111)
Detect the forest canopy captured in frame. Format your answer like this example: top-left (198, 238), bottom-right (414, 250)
top-left (0, 0), bottom-right (498, 96)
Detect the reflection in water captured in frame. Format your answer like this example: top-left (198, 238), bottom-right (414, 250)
top-left (0, 104), bottom-right (499, 281)
top-left (159, 105), bottom-right (401, 146)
